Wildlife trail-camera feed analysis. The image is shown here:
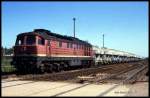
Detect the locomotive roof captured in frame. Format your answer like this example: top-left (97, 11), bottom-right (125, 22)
top-left (18, 29), bottom-right (92, 46)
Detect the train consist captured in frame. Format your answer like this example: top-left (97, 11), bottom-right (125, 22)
top-left (93, 46), bottom-right (141, 65)
top-left (11, 29), bottom-right (142, 73)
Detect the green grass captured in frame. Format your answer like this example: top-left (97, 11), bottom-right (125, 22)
top-left (1, 56), bottom-right (16, 73)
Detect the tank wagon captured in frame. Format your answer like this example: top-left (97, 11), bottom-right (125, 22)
top-left (11, 29), bottom-right (94, 73)
top-left (93, 46), bottom-right (141, 65)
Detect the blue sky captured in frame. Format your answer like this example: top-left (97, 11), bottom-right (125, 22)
top-left (2, 2), bottom-right (148, 57)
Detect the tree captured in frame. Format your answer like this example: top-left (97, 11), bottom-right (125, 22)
top-left (1, 46), bottom-right (4, 57)
top-left (1, 46), bottom-right (13, 55)
top-left (5, 48), bottom-right (13, 55)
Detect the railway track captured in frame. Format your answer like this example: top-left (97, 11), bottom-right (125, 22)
top-left (2, 60), bottom-right (148, 96)
top-left (123, 66), bottom-right (148, 84)
top-left (18, 62), bottom-right (138, 81)
top-left (28, 63), bottom-right (148, 96)
top-left (75, 62), bottom-right (148, 84)
top-left (2, 60), bottom-right (147, 84)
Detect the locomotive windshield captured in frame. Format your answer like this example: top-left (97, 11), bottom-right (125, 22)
top-left (26, 35), bottom-right (36, 45)
top-left (15, 35), bottom-right (36, 45)
top-left (15, 36), bottom-right (24, 45)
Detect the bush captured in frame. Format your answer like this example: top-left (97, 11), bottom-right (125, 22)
top-left (1, 56), bottom-right (16, 73)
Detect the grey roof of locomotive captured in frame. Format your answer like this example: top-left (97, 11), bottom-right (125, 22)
top-left (17, 29), bottom-right (92, 46)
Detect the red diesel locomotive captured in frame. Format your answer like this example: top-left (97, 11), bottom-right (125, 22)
top-left (11, 29), bottom-right (94, 73)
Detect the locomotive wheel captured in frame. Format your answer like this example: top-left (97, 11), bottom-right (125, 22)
top-left (87, 64), bottom-right (91, 68)
top-left (39, 64), bottom-right (45, 73)
top-left (54, 63), bottom-right (61, 72)
top-left (47, 64), bottom-right (53, 73)
top-left (56, 65), bottom-right (61, 72)
top-left (60, 63), bottom-right (65, 71)
top-left (63, 63), bottom-right (69, 71)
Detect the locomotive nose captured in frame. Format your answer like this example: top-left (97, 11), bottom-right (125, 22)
top-left (14, 45), bottom-right (38, 55)
top-left (19, 46), bottom-right (27, 53)
top-left (20, 46), bottom-right (26, 52)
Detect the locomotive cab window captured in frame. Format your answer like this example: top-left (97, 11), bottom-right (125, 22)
top-left (16, 37), bottom-right (24, 45)
top-left (26, 35), bottom-right (36, 45)
top-left (38, 37), bottom-right (45, 45)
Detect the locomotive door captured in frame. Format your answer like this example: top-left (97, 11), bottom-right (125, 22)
top-left (73, 44), bottom-right (76, 55)
top-left (47, 40), bottom-right (51, 56)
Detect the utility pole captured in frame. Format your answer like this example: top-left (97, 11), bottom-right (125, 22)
top-left (102, 34), bottom-right (105, 64)
top-left (73, 17), bottom-right (76, 38)
top-left (103, 34), bottom-right (104, 48)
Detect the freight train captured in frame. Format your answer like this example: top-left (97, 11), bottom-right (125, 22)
top-left (11, 29), bottom-right (141, 73)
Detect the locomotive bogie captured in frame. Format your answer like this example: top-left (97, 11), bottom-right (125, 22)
top-left (11, 55), bottom-right (93, 73)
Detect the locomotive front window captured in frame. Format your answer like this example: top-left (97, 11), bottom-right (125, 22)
top-left (26, 35), bottom-right (35, 45)
top-left (16, 37), bottom-right (24, 45)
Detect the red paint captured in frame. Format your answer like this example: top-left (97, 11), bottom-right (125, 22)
top-left (14, 34), bottom-right (93, 57)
